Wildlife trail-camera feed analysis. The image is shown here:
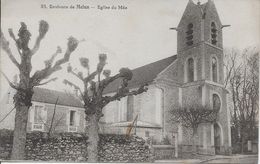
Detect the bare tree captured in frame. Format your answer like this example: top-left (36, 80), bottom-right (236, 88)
top-left (170, 104), bottom-right (219, 152)
top-left (63, 55), bottom-right (148, 162)
top-left (224, 48), bottom-right (259, 153)
top-left (0, 21), bottom-right (79, 159)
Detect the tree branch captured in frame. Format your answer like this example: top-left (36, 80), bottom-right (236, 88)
top-left (0, 71), bottom-right (18, 89)
top-left (30, 37), bottom-right (78, 86)
top-left (67, 64), bottom-right (84, 81)
top-left (84, 71), bottom-right (98, 84)
top-left (44, 46), bottom-right (62, 67)
top-left (36, 77), bottom-right (58, 86)
top-left (0, 29), bottom-right (20, 69)
top-left (170, 105), bottom-right (218, 135)
top-left (31, 20), bottom-right (49, 56)
top-left (8, 28), bottom-right (22, 56)
top-left (63, 79), bottom-right (83, 97)
top-left (102, 84), bottom-right (148, 107)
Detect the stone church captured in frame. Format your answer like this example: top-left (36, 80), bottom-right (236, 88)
top-left (0, 0), bottom-right (231, 156)
top-left (101, 0), bottom-right (231, 155)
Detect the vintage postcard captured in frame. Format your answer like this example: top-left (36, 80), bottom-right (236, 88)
top-left (0, 0), bottom-right (259, 163)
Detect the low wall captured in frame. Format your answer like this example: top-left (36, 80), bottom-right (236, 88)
top-left (152, 145), bottom-right (175, 160)
top-left (99, 134), bottom-right (154, 162)
top-left (0, 129), bottom-right (153, 162)
top-left (178, 144), bottom-right (215, 158)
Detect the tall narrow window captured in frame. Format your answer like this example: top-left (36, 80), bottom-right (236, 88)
top-left (213, 94), bottom-right (221, 111)
top-left (187, 58), bottom-right (194, 82)
top-left (211, 22), bottom-right (217, 45)
top-left (70, 111), bottom-right (76, 126)
top-left (127, 95), bottom-right (134, 121)
top-left (212, 57), bottom-right (218, 82)
top-left (186, 23), bottom-right (193, 46)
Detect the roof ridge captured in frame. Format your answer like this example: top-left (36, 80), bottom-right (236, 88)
top-left (34, 87), bottom-right (68, 94)
top-left (103, 55), bottom-right (177, 94)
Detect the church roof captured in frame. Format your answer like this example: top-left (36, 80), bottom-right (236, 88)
top-left (177, 0), bottom-right (220, 28)
top-left (19, 54), bottom-right (177, 108)
top-left (32, 87), bottom-right (83, 108)
top-left (103, 55), bottom-right (177, 94)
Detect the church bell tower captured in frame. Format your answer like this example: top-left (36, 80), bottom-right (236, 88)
top-left (175, 0), bottom-right (231, 155)
top-left (177, 0), bottom-right (224, 84)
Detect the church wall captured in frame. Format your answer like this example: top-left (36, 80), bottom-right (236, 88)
top-left (205, 83), bottom-right (231, 154)
top-left (182, 83), bottom-right (201, 105)
top-left (153, 79), bottom-right (180, 143)
top-left (138, 86), bottom-right (157, 124)
top-left (100, 124), bottom-right (162, 142)
top-left (102, 85), bottom-right (164, 141)
top-left (102, 100), bottom-right (119, 123)
top-left (177, 46), bottom-right (204, 83)
top-left (204, 44), bottom-right (224, 83)
top-left (102, 85), bottom-right (162, 125)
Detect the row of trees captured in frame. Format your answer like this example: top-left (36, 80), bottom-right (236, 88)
top-left (224, 48), bottom-right (259, 153)
top-left (0, 20), bottom-right (147, 161)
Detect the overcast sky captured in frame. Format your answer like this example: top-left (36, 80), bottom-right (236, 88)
top-left (0, 0), bottom-right (259, 98)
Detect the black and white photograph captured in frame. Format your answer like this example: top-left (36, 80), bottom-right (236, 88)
top-left (0, 0), bottom-right (259, 163)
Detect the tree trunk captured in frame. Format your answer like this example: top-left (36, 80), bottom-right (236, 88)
top-left (191, 128), bottom-right (198, 154)
top-left (86, 114), bottom-right (99, 162)
top-left (11, 104), bottom-right (29, 160)
top-left (191, 134), bottom-right (197, 154)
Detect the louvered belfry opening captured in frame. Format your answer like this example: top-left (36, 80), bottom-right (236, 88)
top-left (211, 22), bottom-right (217, 45)
top-left (186, 23), bottom-right (193, 46)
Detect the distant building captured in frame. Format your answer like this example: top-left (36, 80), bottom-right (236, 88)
top-left (101, 0), bottom-right (231, 155)
top-left (0, 87), bottom-right (85, 133)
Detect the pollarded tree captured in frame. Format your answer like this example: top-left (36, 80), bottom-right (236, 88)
top-left (170, 104), bottom-right (219, 152)
top-left (63, 55), bottom-right (148, 162)
top-left (0, 21), bottom-right (79, 160)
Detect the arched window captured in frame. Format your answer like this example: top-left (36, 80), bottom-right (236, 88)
top-left (212, 57), bottom-right (218, 82)
top-left (127, 95), bottom-right (134, 121)
top-left (213, 94), bottom-right (221, 111)
top-left (186, 23), bottom-right (193, 46)
top-left (211, 22), bottom-right (217, 45)
top-left (187, 58), bottom-right (194, 82)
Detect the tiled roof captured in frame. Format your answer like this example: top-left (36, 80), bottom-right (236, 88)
top-left (32, 87), bottom-right (83, 108)
top-left (103, 55), bottom-right (177, 94)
